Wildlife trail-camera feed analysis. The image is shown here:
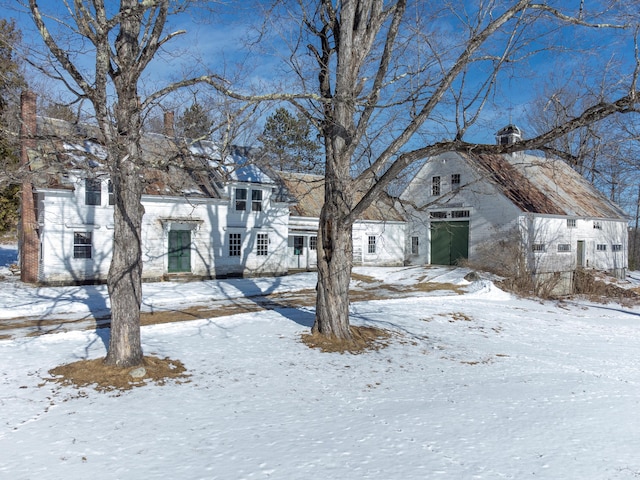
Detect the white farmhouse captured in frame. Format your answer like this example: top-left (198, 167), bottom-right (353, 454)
top-left (17, 92), bottom-right (406, 285)
top-left (275, 172), bottom-right (406, 270)
top-left (18, 92), bottom-right (290, 284)
top-left (401, 125), bottom-right (629, 288)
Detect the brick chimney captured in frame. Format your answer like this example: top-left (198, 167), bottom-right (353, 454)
top-left (164, 111), bottom-right (175, 138)
top-left (19, 91), bottom-right (39, 283)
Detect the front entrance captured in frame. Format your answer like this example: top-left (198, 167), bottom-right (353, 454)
top-left (430, 221), bottom-right (469, 266)
top-left (168, 230), bottom-right (191, 273)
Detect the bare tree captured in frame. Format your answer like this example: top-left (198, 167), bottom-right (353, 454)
top-left (257, 1), bottom-right (640, 340)
top-left (25, 0), bottom-right (237, 366)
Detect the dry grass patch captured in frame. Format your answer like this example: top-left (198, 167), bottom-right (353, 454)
top-left (46, 355), bottom-right (190, 392)
top-left (301, 326), bottom-right (392, 354)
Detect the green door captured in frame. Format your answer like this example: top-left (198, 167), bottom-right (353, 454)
top-left (430, 221), bottom-right (469, 266)
top-left (168, 230), bottom-right (191, 273)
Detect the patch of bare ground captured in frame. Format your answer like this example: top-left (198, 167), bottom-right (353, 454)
top-left (301, 326), bottom-right (393, 354)
top-left (46, 355), bottom-right (190, 392)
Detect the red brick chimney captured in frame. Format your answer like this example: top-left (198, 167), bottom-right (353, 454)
top-left (19, 91), bottom-right (39, 283)
top-left (164, 111), bottom-right (175, 138)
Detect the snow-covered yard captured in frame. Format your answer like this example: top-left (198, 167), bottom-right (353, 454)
top-left (1, 243), bottom-right (640, 479)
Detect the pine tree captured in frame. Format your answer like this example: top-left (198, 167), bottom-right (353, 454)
top-left (259, 108), bottom-right (321, 173)
top-left (176, 102), bottom-right (213, 140)
top-left (0, 19), bottom-right (26, 235)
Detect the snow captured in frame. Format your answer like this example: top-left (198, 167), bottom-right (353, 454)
top-left (1, 243), bottom-right (640, 479)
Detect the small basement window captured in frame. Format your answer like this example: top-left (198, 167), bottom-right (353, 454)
top-left (557, 244), bottom-right (571, 252)
top-left (532, 243), bottom-right (546, 253)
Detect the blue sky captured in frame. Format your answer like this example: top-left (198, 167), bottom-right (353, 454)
top-left (4, 1), bottom-right (638, 147)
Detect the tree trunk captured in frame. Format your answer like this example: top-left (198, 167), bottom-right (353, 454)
top-left (313, 172), bottom-right (354, 339)
top-left (104, 146), bottom-right (145, 367)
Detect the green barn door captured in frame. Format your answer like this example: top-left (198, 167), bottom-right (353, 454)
top-left (430, 221), bottom-right (469, 266)
top-left (168, 230), bottom-right (191, 273)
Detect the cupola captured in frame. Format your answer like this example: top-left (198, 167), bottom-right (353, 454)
top-left (495, 124), bottom-right (522, 145)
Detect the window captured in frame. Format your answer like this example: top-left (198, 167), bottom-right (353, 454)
top-left (309, 236), bottom-right (317, 251)
top-left (557, 244), bottom-right (571, 252)
top-left (73, 232), bottom-right (92, 259)
top-left (235, 188), bottom-right (247, 211)
top-left (430, 211), bottom-right (447, 219)
top-left (85, 178), bottom-right (101, 206)
top-left (612, 244), bottom-right (623, 252)
top-left (451, 174), bottom-right (460, 189)
top-left (432, 176), bottom-right (441, 196)
top-left (368, 235), bottom-right (377, 254)
top-left (256, 233), bottom-right (268, 256)
top-left (451, 210), bottom-right (470, 218)
top-left (596, 244), bottom-right (607, 251)
top-left (251, 189), bottom-right (263, 212)
top-left (411, 236), bottom-right (419, 255)
top-left (108, 180), bottom-right (115, 206)
top-left (593, 221), bottom-right (602, 230)
top-left (567, 218), bottom-right (576, 228)
top-left (532, 243), bottom-right (546, 253)
top-left (229, 233), bottom-right (242, 256)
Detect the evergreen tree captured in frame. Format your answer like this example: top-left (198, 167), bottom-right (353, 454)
top-left (0, 19), bottom-right (26, 235)
top-left (176, 102), bottom-right (213, 140)
top-left (258, 108), bottom-right (321, 173)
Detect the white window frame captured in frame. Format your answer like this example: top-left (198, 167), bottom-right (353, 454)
top-left (229, 232), bottom-right (242, 256)
top-left (251, 189), bottom-right (263, 212)
top-left (235, 188), bottom-right (247, 211)
top-left (432, 176), bottom-right (441, 196)
top-left (411, 236), bottom-right (419, 255)
top-left (256, 233), bottom-right (268, 256)
top-left (73, 232), bottom-right (92, 259)
top-left (85, 178), bottom-right (101, 206)
top-left (367, 235), bottom-right (377, 254)
top-left (532, 243), bottom-right (546, 253)
top-left (451, 173), bottom-right (460, 190)
top-left (557, 243), bottom-right (571, 252)
top-left (567, 218), bottom-right (576, 228)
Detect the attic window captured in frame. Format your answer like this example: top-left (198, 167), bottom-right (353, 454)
top-left (451, 174), bottom-right (460, 189)
top-left (432, 176), bottom-right (441, 196)
top-left (85, 178), bottom-right (101, 206)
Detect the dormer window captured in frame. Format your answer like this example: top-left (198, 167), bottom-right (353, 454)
top-left (235, 188), bottom-right (247, 211)
top-left (85, 178), bottom-right (101, 206)
top-left (252, 189), bottom-right (263, 212)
